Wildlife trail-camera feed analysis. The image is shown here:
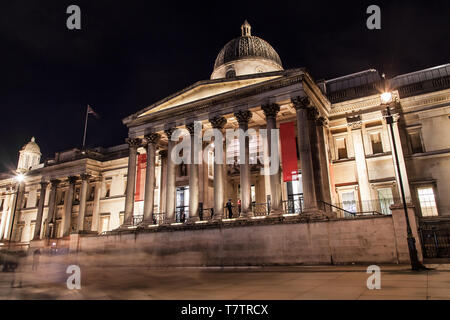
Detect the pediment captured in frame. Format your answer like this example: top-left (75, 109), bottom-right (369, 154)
top-left (138, 75), bottom-right (281, 118)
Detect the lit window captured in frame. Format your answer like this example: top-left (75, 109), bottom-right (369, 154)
top-left (377, 188), bottom-right (394, 215)
top-left (341, 191), bottom-right (357, 213)
top-left (370, 132), bottom-right (383, 154)
top-left (100, 215), bottom-right (110, 233)
top-left (409, 132), bottom-right (424, 154)
top-left (336, 138), bottom-right (348, 159)
top-left (251, 185), bottom-right (256, 203)
top-left (417, 187), bottom-right (438, 217)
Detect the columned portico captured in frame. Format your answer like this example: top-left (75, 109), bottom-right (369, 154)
top-left (261, 104), bottom-right (282, 214)
top-left (143, 133), bottom-right (160, 224)
top-left (62, 176), bottom-right (76, 237)
top-left (77, 173), bottom-right (90, 232)
top-left (165, 128), bottom-right (176, 223)
top-left (292, 97), bottom-right (318, 211)
top-left (186, 123), bottom-right (201, 222)
top-left (33, 181), bottom-right (48, 240)
top-left (46, 179), bottom-right (59, 238)
top-left (234, 110), bottom-right (253, 216)
top-left (123, 138), bottom-right (141, 226)
top-left (209, 116), bottom-right (227, 219)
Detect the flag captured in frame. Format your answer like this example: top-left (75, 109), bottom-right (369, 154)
top-left (87, 105), bottom-right (100, 118)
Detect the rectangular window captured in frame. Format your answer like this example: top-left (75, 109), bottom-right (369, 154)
top-left (100, 216), bottom-right (110, 233)
top-left (35, 193), bottom-right (40, 207)
top-left (341, 191), bottom-right (357, 213)
top-left (119, 212), bottom-right (124, 226)
top-left (417, 187), bottom-right (438, 217)
top-left (251, 185), bottom-right (256, 203)
top-left (409, 132), bottom-right (424, 154)
top-left (377, 187), bottom-right (394, 215)
top-left (22, 196), bottom-right (28, 209)
top-left (370, 132), bottom-right (383, 154)
top-left (336, 138), bottom-right (348, 159)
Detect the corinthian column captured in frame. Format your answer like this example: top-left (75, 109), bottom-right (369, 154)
top-left (123, 138), bottom-right (141, 226)
top-left (234, 110), bottom-right (253, 217)
top-left (292, 97), bottom-right (318, 211)
top-left (209, 116), bottom-right (227, 219)
top-left (62, 176), bottom-right (77, 237)
top-left (46, 179), bottom-right (59, 238)
top-left (186, 123), bottom-right (202, 222)
top-left (77, 173), bottom-right (90, 231)
top-left (33, 181), bottom-right (48, 240)
top-left (316, 117), bottom-right (332, 204)
top-left (261, 104), bottom-right (282, 214)
top-left (165, 128), bottom-right (177, 223)
top-left (143, 133), bottom-right (160, 224)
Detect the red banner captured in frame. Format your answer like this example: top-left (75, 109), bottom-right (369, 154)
top-left (135, 154), bottom-right (147, 202)
top-left (279, 122), bottom-right (298, 182)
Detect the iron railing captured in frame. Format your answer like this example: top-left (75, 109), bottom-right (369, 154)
top-left (200, 208), bottom-right (214, 221)
top-left (419, 221), bottom-right (450, 258)
top-left (251, 202), bottom-right (269, 216)
top-left (153, 212), bottom-right (166, 225)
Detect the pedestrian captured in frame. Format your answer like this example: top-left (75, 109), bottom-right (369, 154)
top-left (226, 199), bottom-right (233, 219)
top-left (10, 251), bottom-right (23, 288)
top-left (237, 199), bottom-right (241, 215)
top-left (32, 248), bottom-right (41, 271)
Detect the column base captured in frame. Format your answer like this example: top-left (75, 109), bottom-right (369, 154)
top-left (187, 216), bottom-right (200, 224)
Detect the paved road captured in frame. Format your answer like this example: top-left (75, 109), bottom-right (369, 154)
top-left (1, 261), bottom-right (450, 300)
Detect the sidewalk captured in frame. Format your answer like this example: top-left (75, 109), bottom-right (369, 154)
top-left (1, 263), bottom-right (450, 300)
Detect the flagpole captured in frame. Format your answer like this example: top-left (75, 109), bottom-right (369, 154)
top-left (82, 105), bottom-right (89, 150)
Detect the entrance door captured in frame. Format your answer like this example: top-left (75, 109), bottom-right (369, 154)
top-left (176, 186), bottom-right (189, 222)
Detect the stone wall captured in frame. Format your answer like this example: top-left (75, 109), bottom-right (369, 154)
top-left (37, 205), bottom-right (422, 267)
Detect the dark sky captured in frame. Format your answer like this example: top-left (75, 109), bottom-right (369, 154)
top-left (0, 0), bottom-right (449, 173)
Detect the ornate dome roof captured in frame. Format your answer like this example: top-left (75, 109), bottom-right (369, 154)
top-left (213, 21), bottom-right (283, 71)
top-left (21, 137), bottom-right (41, 155)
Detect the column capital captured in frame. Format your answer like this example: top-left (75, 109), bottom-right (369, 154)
top-left (316, 116), bottom-right (327, 127)
top-left (209, 116), bottom-right (227, 129)
top-left (233, 110), bottom-right (252, 125)
top-left (261, 104), bottom-right (280, 119)
top-left (145, 133), bottom-right (160, 144)
top-left (40, 181), bottom-right (49, 188)
top-left (80, 173), bottom-right (91, 181)
top-left (50, 179), bottom-right (60, 187)
top-left (307, 107), bottom-right (319, 121)
top-left (291, 96), bottom-right (312, 110)
top-left (67, 176), bottom-right (77, 184)
top-left (186, 122), bottom-right (203, 134)
top-left (126, 138), bottom-right (142, 149)
top-left (164, 128), bottom-right (176, 140)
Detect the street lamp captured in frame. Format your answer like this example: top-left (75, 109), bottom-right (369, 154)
top-left (382, 93), bottom-right (426, 271)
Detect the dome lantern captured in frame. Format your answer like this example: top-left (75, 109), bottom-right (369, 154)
top-left (211, 20), bottom-right (283, 79)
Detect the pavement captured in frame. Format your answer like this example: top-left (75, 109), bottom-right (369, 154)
top-left (1, 261), bottom-right (450, 300)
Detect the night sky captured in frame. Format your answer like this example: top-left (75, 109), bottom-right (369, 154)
top-left (0, 0), bottom-right (449, 173)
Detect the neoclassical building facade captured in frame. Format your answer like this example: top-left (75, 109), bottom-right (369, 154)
top-left (1, 22), bottom-right (449, 245)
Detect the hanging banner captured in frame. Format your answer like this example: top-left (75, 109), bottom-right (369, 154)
top-left (279, 122), bottom-right (298, 182)
top-left (135, 154), bottom-right (147, 202)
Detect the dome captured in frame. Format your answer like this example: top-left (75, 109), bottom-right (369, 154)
top-left (211, 21), bottom-right (283, 79)
top-left (21, 137), bottom-right (41, 155)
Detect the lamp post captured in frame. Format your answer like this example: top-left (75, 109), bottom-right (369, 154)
top-left (382, 93), bottom-right (426, 271)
